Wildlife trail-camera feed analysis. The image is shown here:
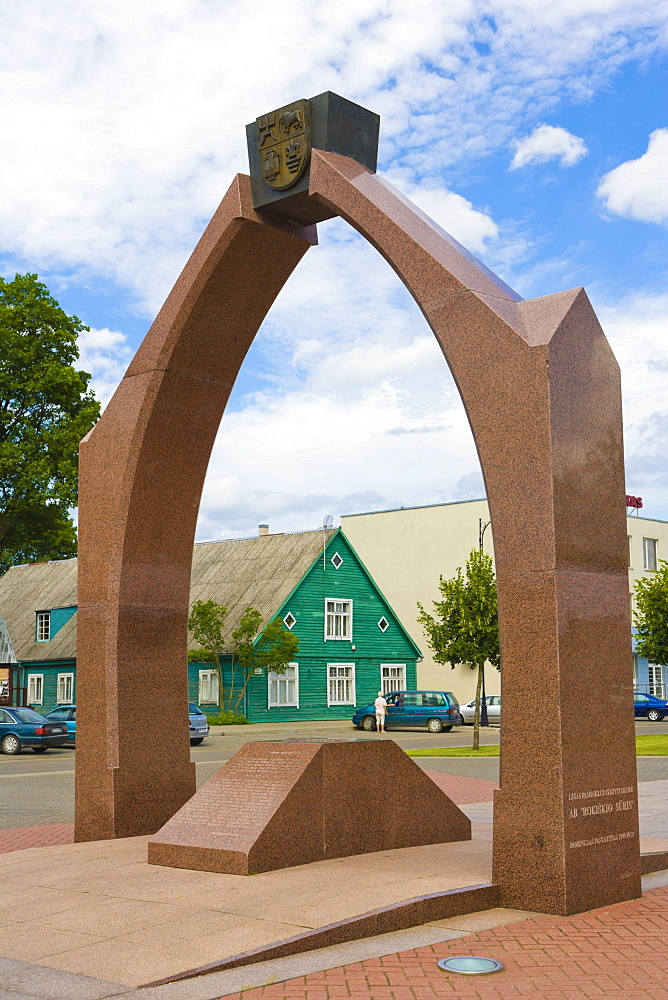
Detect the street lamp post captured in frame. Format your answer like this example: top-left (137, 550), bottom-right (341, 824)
top-left (478, 517), bottom-right (492, 728)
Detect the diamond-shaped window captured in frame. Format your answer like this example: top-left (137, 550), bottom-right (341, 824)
top-left (283, 612), bottom-right (296, 630)
top-left (330, 553), bottom-right (343, 569)
top-left (378, 617), bottom-right (389, 632)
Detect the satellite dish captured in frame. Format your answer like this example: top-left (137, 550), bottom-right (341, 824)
top-left (323, 514), bottom-right (334, 529)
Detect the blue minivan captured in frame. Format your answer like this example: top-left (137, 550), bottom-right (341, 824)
top-left (352, 690), bottom-right (460, 733)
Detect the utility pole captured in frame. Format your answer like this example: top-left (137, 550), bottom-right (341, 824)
top-left (478, 517), bottom-right (491, 727)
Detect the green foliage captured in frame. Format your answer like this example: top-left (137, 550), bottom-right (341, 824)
top-left (188, 599), bottom-right (300, 713)
top-left (206, 710), bottom-right (249, 725)
top-left (230, 612), bottom-right (300, 712)
top-left (188, 598), bottom-right (228, 706)
top-left (418, 548), bottom-right (499, 750)
top-left (634, 560), bottom-right (668, 667)
top-left (406, 746), bottom-right (500, 757)
top-left (417, 548), bottom-right (500, 670)
top-left (0, 273), bottom-right (100, 574)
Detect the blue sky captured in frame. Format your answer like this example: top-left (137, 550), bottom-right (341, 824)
top-left (1, 0), bottom-right (667, 538)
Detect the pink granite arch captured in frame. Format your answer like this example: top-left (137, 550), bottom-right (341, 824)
top-left (76, 152), bottom-right (640, 916)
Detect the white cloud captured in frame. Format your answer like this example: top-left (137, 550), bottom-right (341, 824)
top-left (1, 0), bottom-right (666, 536)
top-left (77, 326), bottom-right (132, 407)
top-left (196, 219), bottom-right (480, 540)
top-left (597, 129), bottom-right (668, 224)
top-left (0, 0), bottom-right (664, 309)
top-left (510, 125), bottom-right (588, 169)
top-left (596, 291), bottom-right (668, 519)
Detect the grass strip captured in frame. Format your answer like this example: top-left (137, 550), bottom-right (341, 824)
top-left (635, 734), bottom-right (668, 755)
top-left (407, 746), bottom-right (500, 757)
top-left (407, 734), bottom-right (668, 757)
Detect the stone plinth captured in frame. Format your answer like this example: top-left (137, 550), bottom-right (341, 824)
top-left (148, 739), bottom-right (471, 875)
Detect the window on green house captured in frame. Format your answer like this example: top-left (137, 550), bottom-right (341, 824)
top-left (325, 600), bottom-right (352, 640)
top-left (381, 663), bottom-right (405, 694)
top-left (36, 611), bottom-right (50, 642)
top-left (198, 669), bottom-right (218, 704)
top-left (57, 673), bottom-right (74, 704)
top-left (328, 663), bottom-right (355, 705)
top-left (27, 674), bottom-right (43, 705)
top-left (268, 663), bottom-right (299, 707)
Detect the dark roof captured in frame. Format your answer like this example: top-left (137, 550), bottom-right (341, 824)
top-left (0, 530), bottom-right (335, 662)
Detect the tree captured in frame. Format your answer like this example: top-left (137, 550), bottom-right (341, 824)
top-left (0, 273), bottom-right (100, 574)
top-left (417, 548), bottom-right (500, 750)
top-left (634, 560), bottom-right (668, 668)
top-left (187, 598), bottom-right (228, 708)
top-left (187, 599), bottom-right (300, 715)
top-left (230, 611), bottom-right (299, 713)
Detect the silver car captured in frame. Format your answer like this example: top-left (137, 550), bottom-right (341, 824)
top-left (459, 695), bottom-right (501, 725)
top-left (189, 703), bottom-right (210, 745)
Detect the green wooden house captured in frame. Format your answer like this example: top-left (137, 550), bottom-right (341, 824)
top-left (0, 528), bottom-right (421, 723)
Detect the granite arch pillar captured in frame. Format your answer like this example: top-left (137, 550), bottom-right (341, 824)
top-left (76, 153), bottom-right (640, 916)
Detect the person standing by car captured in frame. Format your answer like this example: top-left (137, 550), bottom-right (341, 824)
top-left (374, 691), bottom-right (388, 733)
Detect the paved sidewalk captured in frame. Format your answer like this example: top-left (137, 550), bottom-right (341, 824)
top-left (0, 770), bottom-right (498, 854)
top-left (218, 884), bottom-right (668, 1000)
top-left (0, 823), bottom-right (74, 853)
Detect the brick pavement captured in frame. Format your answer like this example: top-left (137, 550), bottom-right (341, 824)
top-left (0, 822), bottom-right (74, 853)
top-left (219, 886), bottom-right (668, 1000)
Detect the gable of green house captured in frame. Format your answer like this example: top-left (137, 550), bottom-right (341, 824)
top-left (239, 530), bottom-right (421, 723)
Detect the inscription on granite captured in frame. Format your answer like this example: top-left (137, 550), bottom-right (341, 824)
top-left (148, 739), bottom-right (471, 875)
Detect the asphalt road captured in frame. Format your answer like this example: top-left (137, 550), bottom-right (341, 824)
top-left (2, 719), bottom-right (668, 829)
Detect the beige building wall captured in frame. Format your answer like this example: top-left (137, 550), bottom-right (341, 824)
top-left (342, 500), bottom-right (668, 705)
top-left (628, 514), bottom-right (668, 595)
top-left (342, 499), bottom-right (498, 705)
top-left (627, 514), bottom-right (668, 691)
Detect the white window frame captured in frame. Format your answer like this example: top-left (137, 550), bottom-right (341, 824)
top-left (643, 537), bottom-right (658, 571)
top-left (27, 674), bottom-right (43, 705)
top-left (268, 662), bottom-right (299, 708)
top-left (324, 599), bottom-right (353, 641)
top-left (327, 663), bottom-right (356, 706)
top-left (381, 663), bottom-right (406, 695)
top-left (198, 669), bottom-right (219, 705)
top-left (57, 672), bottom-right (74, 704)
top-left (36, 611), bottom-right (50, 642)
top-left (649, 664), bottom-right (665, 699)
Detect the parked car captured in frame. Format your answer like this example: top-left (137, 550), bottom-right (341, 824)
top-left (0, 707), bottom-right (70, 754)
top-left (43, 705), bottom-right (77, 743)
top-left (634, 691), bottom-right (668, 722)
top-left (189, 703), bottom-right (210, 744)
top-left (459, 695), bottom-right (501, 726)
top-left (352, 690), bottom-right (460, 733)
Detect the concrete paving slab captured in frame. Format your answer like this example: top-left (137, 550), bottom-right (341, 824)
top-left (0, 956), bottom-right (124, 999)
top-left (115, 927), bottom-right (470, 1000)
top-left (0, 830), bottom-right (493, 987)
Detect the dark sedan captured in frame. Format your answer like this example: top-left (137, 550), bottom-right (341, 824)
top-left (0, 707), bottom-right (70, 754)
top-left (634, 691), bottom-right (668, 722)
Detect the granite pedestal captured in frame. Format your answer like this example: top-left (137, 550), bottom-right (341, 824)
top-left (148, 740), bottom-right (471, 874)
